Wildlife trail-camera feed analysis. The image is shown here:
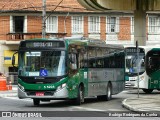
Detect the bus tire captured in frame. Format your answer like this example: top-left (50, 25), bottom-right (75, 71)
top-left (33, 99), bottom-right (40, 106)
top-left (142, 89), bottom-right (153, 94)
top-left (75, 85), bottom-right (84, 105)
top-left (106, 83), bottom-right (112, 101)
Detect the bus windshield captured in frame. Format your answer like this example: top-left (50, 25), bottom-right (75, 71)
top-left (146, 50), bottom-right (160, 75)
top-left (18, 50), bottom-right (67, 77)
top-left (125, 53), bottom-right (145, 74)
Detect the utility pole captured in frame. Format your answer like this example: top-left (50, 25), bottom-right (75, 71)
top-left (42, 0), bottom-right (46, 38)
top-left (136, 41), bottom-right (140, 98)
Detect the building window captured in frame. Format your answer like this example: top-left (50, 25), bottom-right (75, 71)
top-left (72, 16), bottom-right (83, 33)
top-left (10, 16), bottom-right (27, 33)
top-left (89, 16), bottom-right (100, 33)
top-left (131, 17), bottom-right (134, 33)
top-left (148, 17), bottom-right (160, 33)
top-left (106, 17), bottom-right (119, 33)
top-left (46, 16), bottom-right (58, 33)
top-left (10, 16), bottom-right (27, 40)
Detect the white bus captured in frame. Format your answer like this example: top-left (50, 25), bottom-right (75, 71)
top-left (125, 46), bottom-right (160, 93)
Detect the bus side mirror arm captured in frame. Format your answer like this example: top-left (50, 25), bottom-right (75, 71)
top-left (12, 51), bottom-right (18, 67)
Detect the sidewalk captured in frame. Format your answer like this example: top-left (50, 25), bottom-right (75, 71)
top-left (0, 85), bottom-right (17, 97)
top-left (122, 90), bottom-right (160, 112)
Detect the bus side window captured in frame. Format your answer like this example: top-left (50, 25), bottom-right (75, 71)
top-left (69, 53), bottom-right (77, 70)
top-left (79, 47), bottom-right (87, 68)
top-left (96, 59), bottom-right (104, 68)
top-left (104, 57), bottom-right (109, 68)
top-left (148, 57), bottom-right (153, 68)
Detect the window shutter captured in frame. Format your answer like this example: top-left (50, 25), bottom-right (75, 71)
top-left (158, 17), bottom-right (160, 33)
top-left (89, 16), bottom-right (92, 33)
top-left (106, 17), bottom-right (110, 33)
top-left (149, 17), bottom-right (151, 33)
top-left (98, 17), bottom-right (100, 33)
top-left (72, 16), bottom-right (75, 33)
top-left (24, 16), bottom-right (27, 33)
top-left (10, 16), bottom-right (13, 32)
top-left (115, 17), bottom-right (119, 33)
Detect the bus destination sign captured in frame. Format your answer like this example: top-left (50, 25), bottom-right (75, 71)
top-left (126, 48), bottom-right (140, 53)
top-left (23, 41), bottom-right (65, 48)
top-left (125, 48), bottom-right (144, 53)
top-left (33, 42), bottom-right (53, 47)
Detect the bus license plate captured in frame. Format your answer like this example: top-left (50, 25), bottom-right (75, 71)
top-left (36, 92), bottom-right (44, 96)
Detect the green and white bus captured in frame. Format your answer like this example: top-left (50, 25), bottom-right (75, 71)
top-left (13, 38), bottom-right (125, 105)
top-left (125, 46), bottom-right (160, 93)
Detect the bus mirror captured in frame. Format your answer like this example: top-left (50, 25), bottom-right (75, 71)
top-left (18, 69), bottom-right (22, 75)
top-left (12, 56), bottom-right (15, 66)
top-left (12, 51), bottom-right (18, 67)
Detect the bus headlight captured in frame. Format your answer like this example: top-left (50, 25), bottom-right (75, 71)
top-left (18, 84), bottom-right (25, 91)
top-left (140, 76), bottom-right (144, 81)
top-left (57, 83), bottom-right (66, 91)
top-left (62, 83), bottom-right (66, 88)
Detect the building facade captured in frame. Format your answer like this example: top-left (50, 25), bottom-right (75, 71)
top-left (0, 0), bottom-right (160, 81)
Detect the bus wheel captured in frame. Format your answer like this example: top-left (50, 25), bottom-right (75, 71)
top-left (106, 83), bottom-right (112, 101)
top-left (142, 89), bottom-right (153, 94)
top-left (33, 99), bottom-right (40, 106)
top-left (76, 85), bottom-right (84, 105)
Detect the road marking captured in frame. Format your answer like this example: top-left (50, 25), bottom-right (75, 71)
top-left (71, 106), bottom-right (127, 111)
top-left (5, 97), bottom-right (31, 102)
top-left (107, 109), bottom-right (127, 111)
top-left (71, 106), bottom-right (105, 111)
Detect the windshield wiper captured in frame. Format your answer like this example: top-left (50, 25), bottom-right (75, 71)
top-left (132, 55), bottom-right (137, 65)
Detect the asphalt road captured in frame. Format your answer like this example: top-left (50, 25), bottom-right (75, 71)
top-left (0, 90), bottom-right (132, 112)
top-left (0, 89), bottom-right (160, 120)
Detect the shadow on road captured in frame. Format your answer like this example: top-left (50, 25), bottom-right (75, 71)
top-left (28, 97), bottom-right (120, 108)
top-left (125, 88), bottom-right (160, 95)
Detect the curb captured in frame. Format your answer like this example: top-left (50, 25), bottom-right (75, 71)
top-left (0, 93), bottom-right (17, 97)
top-left (122, 99), bottom-right (137, 111)
top-left (122, 98), bottom-right (145, 112)
top-left (122, 98), bottom-right (160, 113)
top-left (0, 90), bottom-right (17, 98)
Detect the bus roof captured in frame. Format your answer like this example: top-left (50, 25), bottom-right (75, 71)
top-left (64, 37), bottom-right (124, 49)
top-left (20, 37), bottom-right (124, 49)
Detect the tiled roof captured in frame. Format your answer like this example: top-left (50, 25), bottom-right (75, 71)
top-left (0, 0), bottom-right (87, 12)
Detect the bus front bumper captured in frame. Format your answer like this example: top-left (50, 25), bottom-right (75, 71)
top-left (18, 86), bottom-right (68, 99)
top-left (125, 81), bottom-right (137, 88)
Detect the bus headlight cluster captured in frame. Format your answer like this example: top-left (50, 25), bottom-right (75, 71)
top-left (57, 83), bottom-right (66, 91)
top-left (62, 83), bottom-right (66, 88)
top-left (18, 84), bottom-right (25, 91)
top-left (140, 76), bottom-right (144, 81)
